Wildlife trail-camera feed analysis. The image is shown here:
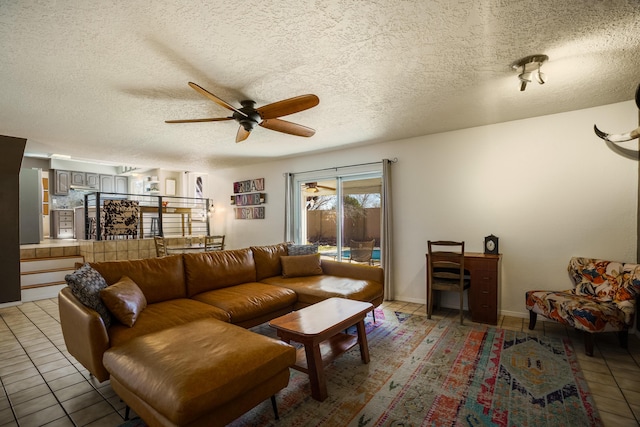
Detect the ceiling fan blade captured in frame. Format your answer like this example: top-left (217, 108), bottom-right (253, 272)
top-left (260, 118), bottom-right (316, 137)
top-left (257, 94), bottom-right (319, 119)
top-left (188, 82), bottom-right (247, 118)
top-left (236, 126), bottom-right (251, 143)
top-left (165, 117), bottom-right (233, 123)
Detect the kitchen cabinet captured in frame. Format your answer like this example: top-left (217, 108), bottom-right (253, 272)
top-left (52, 170), bottom-right (71, 195)
top-left (86, 173), bottom-right (99, 188)
top-left (50, 170), bottom-right (127, 195)
top-left (99, 174), bottom-right (114, 192)
top-left (115, 175), bottom-right (128, 193)
top-left (50, 210), bottom-right (74, 239)
top-left (71, 171), bottom-right (86, 186)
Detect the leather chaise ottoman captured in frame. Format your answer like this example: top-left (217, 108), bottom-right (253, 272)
top-left (103, 318), bottom-right (296, 427)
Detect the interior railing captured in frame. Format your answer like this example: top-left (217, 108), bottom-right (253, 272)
top-left (81, 192), bottom-right (211, 240)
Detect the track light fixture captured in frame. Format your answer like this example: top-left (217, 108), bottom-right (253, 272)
top-left (511, 54), bottom-right (549, 91)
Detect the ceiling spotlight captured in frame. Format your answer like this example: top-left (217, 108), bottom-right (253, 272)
top-left (511, 54), bottom-right (549, 91)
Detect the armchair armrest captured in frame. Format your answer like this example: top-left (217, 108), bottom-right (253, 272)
top-left (59, 287), bottom-right (111, 382)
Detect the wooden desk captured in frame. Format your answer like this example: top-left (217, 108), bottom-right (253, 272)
top-left (426, 252), bottom-right (501, 325)
top-left (139, 206), bottom-right (192, 237)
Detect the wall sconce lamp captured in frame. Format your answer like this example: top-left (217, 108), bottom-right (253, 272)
top-left (511, 54), bottom-right (549, 91)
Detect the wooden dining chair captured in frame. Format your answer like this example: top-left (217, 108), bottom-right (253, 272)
top-left (427, 240), bottom-right (470, 324)
top-left (154, 236), bottom-right (167, 257)
top-left (205, 235), bottom-right (225, 251)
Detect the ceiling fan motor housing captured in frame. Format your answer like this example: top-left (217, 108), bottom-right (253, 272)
top-left (166, 83), bottom-right (318, 141)
top-left (236, 100), bottom-right (262, 131)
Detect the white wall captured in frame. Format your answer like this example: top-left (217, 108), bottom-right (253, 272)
top-left (208, 101), bottom-right (638, 318)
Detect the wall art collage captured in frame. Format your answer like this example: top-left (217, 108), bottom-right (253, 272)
top-left (231, 178), bottom-right (265, 219)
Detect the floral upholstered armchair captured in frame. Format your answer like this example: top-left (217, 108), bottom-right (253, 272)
top-left (526, 257), bottom-right (640, 356)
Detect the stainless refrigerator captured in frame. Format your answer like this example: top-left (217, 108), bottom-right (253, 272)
top-left (19, 168), bottom-right (43, 244)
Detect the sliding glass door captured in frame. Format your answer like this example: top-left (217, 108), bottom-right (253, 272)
top-left (294, 169), bottom-right (382, 264)
top-left (339, 176), bottom-right (381, 264)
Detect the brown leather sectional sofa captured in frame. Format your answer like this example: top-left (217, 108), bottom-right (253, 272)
top-left (59, 243), bottom-right (384, 382)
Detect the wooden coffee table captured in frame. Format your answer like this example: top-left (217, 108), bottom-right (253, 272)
top-left (269, 297), bottom-right (373, 401)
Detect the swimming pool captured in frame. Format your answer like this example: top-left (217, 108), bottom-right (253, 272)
top-left (321, 248), bottom-right (381, 260)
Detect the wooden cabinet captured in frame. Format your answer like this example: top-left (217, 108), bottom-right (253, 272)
top-left (425, 252), bottom-right (500, 325)
top-left (70, 171), bottom-right (85, 186)
top-left (51, 170), bottom-right (126, 194)
top-left (99, 174), bottom-right (114, 192)
top-left (50, 210), bottom-right (74, 239)
top-left (114, 175), bottom-right (128, 193)
top-left (86, 173), bottom-right (99, 189)
top-left (465, 254), bottom-right (501, 325)
top-left (52, 170), bottom-right (71, 195)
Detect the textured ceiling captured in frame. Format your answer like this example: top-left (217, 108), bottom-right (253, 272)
top-left (2, 1), bottom-right (640, 171)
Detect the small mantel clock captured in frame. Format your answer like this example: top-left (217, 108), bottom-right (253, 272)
top-left (484, 235), bottom-right (499, 255)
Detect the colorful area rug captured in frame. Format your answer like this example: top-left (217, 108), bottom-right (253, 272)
top-left (121, 310), bottom-right (602, 426)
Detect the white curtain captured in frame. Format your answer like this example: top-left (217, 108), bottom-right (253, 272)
top-left (284, 173), bottom-right (295, 242)
top-left (382, 158), bottom-right (394, 300)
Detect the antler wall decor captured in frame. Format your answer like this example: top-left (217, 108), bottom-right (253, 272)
top-left (594, 84), bottom-right (640, 143)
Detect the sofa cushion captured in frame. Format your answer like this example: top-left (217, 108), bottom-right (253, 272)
top-left (261, 275), bottom-right (383, 306)
top-left (100, 276), bottom-right (147, 327)
top-left (287, 243), bottom-right (318, 255)
top-left (65, 263), bottom-right (112, 328)
top-left (104, 319), bottom-right (295, 426)
top-left (526, 289), bottom-right (631, 332)
top-left (108, 299), bottom-right (230, 347)
top-left (183, 248), bottom-right (257, 297)
top-left (91, 255), bottom-right (187, 304)
top-left (251, 243), bottom-right (288, 281)
top-left (191, 282), bottom-right (297, 324)
top-left (281, 253), bottom-right (323, 278)
top-left (571, 260), bottom-right (622, 302)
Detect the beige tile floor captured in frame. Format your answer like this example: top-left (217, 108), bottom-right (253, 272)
top-left (0, 299), bottom-right (638, 426)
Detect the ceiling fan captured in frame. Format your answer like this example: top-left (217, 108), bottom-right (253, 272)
top-left (304, 182), bottom-right (336, 193)
top-left (166, 82), bottom-right (319, 143)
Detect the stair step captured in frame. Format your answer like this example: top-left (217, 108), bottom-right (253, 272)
top-left (20, 256), bottom-right (84, 273)
top-left (22, 280), bottom-right (67, 290)
top-left (20, 255), bottom-right (83, 289)
top-left (22, 284), bottom-right (67, 302)
top-left (21, 266), bottom-right (77, 275)
top-left (21, 270), bottom-right (73, 288)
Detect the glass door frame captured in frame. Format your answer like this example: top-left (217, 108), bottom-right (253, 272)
top-left (292, 167), bottom-right (382, 262)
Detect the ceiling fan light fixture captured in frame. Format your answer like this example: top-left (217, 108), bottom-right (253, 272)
top-left (304, 182), bottom-right (319, 193)
top-left (511, 54), bottom-right (548, 91)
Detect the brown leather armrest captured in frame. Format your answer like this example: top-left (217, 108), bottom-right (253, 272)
top-left (58, 287), bottom-right (111, 382)
top-left (320, 259), bottom-right (384, 284)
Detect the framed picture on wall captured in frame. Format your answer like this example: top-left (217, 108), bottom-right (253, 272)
top-left (166, 179), bottom-right (176, 196)
top-left (186, 173), bottom-right (208, 199)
